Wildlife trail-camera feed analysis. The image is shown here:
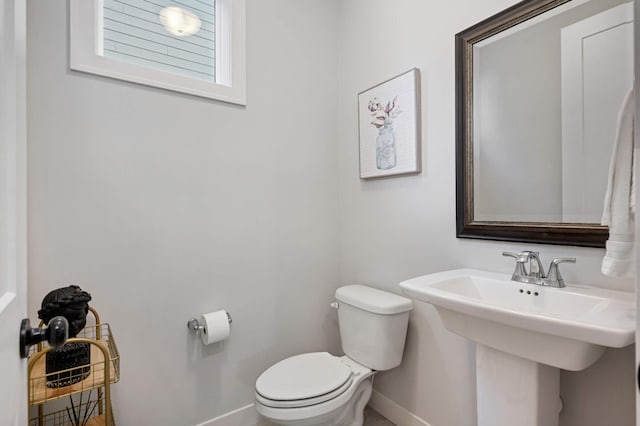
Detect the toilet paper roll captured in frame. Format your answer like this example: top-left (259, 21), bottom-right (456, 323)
top-left (199, 310), bottom-right (230, 345)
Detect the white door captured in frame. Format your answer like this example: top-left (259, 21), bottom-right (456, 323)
top-left (636, 1), bottom-right (640, 421)
top-left (0, 0), bottom-right (28, 424)
top-left (561, 2), bottom-right (634, 223)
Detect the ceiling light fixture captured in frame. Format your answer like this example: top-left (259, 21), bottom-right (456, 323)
top-left (159, 7), bottom-right (201, 37)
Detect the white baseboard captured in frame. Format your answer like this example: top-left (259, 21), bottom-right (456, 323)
top-left (195, 392), bottom-right (429, 426)
top-left (194, 403), bottom-right (275, 426)
top-left (368, 390), bottom-right (432, 426)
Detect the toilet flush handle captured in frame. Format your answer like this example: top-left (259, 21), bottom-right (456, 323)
top-left (329, 301), bottom-right (339, 310)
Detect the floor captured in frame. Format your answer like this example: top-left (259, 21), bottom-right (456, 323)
top-left (258, 406), bottom-right (394, 426)
top-left (363, 406), bottom-right (395, 426)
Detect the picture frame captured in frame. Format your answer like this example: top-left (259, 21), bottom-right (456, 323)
top-left (358, 68), bottom-right (421, 179)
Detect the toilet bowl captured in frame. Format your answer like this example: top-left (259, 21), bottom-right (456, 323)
top-left (255, 353), bottom-right (373, 426)
top-left (255, 285), bottom-right (413, 426)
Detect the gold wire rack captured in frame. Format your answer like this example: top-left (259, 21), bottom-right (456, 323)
top-left (28, 397), bottom-right (115, 426)
top-left (28, 323), bottom-right (120, 405)
top-left (28, 307), bottom-right (119, 426)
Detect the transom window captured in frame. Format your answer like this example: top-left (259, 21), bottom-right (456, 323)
top-left (70, 0), bottom-right (245, 104)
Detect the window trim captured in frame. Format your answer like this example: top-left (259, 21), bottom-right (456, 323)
top-left (70, 0), bottom-right (246, 105)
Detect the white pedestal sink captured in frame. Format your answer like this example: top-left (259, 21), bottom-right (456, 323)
top-left (399, 269), bottom-right (635, 426)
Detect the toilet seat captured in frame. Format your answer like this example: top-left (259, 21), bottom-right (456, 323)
top-left (255, 352), bottom-right (353, 409)
top-left (255, 355), bottom-right (375, 425)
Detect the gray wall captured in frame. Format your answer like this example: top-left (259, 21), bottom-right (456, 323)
top-left (337, 0), bottom-right (635, 425)
top-left (26, 0), bottom-right (635, 425)
top-left (26, 1), bottom-right (340, 424)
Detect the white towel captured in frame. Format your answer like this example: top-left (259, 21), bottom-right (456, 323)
top-left (601, 87), bottom-right (635, 278)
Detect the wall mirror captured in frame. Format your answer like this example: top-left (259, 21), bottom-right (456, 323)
top-left (456, 0), bottom-right (633, 247)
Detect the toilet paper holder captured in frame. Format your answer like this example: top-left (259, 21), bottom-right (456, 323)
top-left (187, 312), bottom-right (232, 333)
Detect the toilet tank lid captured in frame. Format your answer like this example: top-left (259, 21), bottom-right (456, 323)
top-left (335, 285), bottom-right (413, 315)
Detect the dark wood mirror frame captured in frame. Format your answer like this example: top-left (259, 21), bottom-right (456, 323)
top-left (455, 0), bottom-right (608, 248)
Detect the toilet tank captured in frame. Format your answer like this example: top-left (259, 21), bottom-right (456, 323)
top-left (335, 285), bottom-right (413, 371)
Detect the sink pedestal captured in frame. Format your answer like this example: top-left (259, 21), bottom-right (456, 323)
top-left (476, 345), bottom-right (561, 426)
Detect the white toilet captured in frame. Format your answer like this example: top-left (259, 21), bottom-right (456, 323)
top-left (254, 285), bottom-right (413, 426)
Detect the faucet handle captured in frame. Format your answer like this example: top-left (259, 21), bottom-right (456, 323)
top-left (551, 257), bottom-right (576, 264)
top-left (503, 251), bottom-right (527, 262)
top-left (546, 258), bottom-right (576, 288)
top-left (502, 251), bottom-right (528, 279)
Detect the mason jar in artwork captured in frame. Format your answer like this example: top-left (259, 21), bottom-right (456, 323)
top-left (376, 125), bottom-right (397, 170)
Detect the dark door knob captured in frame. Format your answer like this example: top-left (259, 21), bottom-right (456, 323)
top-left (19, 316), bottom-right (69, 359)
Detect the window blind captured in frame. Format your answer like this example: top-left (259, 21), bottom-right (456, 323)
top-left (103, 0), bottom-right (215, 82)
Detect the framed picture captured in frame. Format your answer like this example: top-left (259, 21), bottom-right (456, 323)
top-left (358, 68), bottom-right (421, 179)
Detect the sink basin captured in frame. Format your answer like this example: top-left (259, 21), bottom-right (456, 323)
top-left (399, 268), bottom-right (635, 371)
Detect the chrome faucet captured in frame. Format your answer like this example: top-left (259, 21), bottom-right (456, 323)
top-left (502, 251), bottom-right (576, 288)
